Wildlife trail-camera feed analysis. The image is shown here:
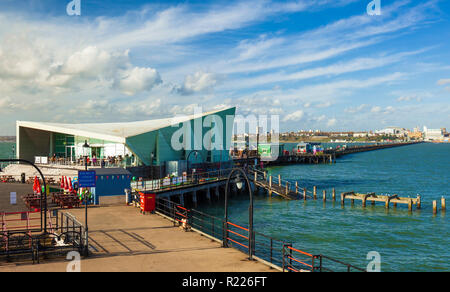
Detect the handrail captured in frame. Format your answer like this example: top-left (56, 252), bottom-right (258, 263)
top-left (154, 196), bottom-right (364, 272)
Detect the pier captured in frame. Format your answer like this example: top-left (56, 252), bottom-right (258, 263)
top-left (340, 192), bottom-right (421, 211)
top-left (234, 141), bottom-right (421, 166)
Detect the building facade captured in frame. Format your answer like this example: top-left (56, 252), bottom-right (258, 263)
top-left (16, 107), bottom-right (236, 167)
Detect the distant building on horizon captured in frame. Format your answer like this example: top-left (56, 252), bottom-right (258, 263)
top-left (423, 126), bottom-right (444, 142)
top-left (375, 127), bottom-right (407, 137)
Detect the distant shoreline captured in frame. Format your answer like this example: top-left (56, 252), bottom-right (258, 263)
top-left (0, 136), bottom-right (15, 143)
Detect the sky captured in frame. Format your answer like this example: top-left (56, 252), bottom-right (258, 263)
top-left (0, 0), bottom-right (449, 135)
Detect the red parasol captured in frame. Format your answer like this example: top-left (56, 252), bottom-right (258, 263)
top-left (64, 176), bottom-right (69, 191)
top-left (60, 176), bottom-right (65, 188)
top-left (68, 177), bottom-right (73, 193)
top-left (32, 176), bottom-right (38, 193)
top-left (34, 176), bottom-right (41, 194)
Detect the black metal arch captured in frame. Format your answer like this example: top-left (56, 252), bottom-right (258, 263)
top-left (223, 167), bottom-right (254, 260)
top-left (0, 159), bottom-right (48, 233)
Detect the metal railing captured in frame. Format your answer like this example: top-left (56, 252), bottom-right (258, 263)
top-left (154, 197), bottom-right (363, 272)
top-left (132, 168), bottom-right (234, 192)
top-left (282, 244), bottom-right (366, 272)
top-left (0, 210), bottom-right (86, 264)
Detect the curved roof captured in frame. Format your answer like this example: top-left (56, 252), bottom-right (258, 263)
top-left (17, 107), bottom-right (235, 144)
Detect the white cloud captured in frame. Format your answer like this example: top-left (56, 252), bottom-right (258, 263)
top-left (345, 104), bottom-right (368, 113)
top-left (437, 79), bottom-right (450, 86)
top-left (283, 110), bottom-right (304, 122)
top-left (327, 118), bottom-right (337, 127)
top-left (117, 67), bottom-right (162, 96)
top-left (176, 71), bottom-right (219, 95)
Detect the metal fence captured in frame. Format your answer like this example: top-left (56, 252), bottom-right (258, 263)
top-left (132, 168), bottom-right (234, 192)
top-left (0, 210), bottom-right (86, 264)
top-left (154, 197), bottom-right (364, 272)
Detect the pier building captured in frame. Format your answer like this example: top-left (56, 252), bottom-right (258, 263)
top-left (15, 107), bottom-right (236, 168)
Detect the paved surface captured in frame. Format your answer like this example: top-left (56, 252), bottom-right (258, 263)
top-left (0, 205), bottom-right (274, 272)
top-left (0, 183), bottom-right (33, 212)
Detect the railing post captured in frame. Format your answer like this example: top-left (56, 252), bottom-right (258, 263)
top-left (223, 220), bottom-right (228, 248)
top-left (278, 175), bottom-right (281, 187)
top-left (319, 255), bottom-right (323, 272)
top-left (313, 186), bottom-right (317, 200)
top-left (270, 238), bottom-right (273, 263)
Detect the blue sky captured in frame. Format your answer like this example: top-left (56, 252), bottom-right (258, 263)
top-left (0, 0), bottom-right (449, 135)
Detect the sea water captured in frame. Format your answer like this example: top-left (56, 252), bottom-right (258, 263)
top-left (198, 143), bottom-right (449, 271)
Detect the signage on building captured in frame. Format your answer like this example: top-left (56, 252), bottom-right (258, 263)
top-left (78, 170), bottom-right (96, 188)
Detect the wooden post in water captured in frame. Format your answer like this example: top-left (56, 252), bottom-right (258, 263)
top-left (323, 190), bottom-right (326, 202)
top-left (433, 200), bottom-right (437, 215)
top-left (408, 199), bottom-right (412, 212)
top-left (332, 188), bottom-right (336, 201)
top-left (295, 182), bottom-right (299, 196)
top-left (303, 188), bottom-right (307, 201)
top-left (417, 195), bottom-right (421, 209)
top-left (313, 186), bottom-right (317, 200)
top-left (341, 193), bottom-right (344, 206)
top-left (385, 197), bottom-right (389, 209)
top-left (278, 175), bottom-right (281, 187)
top-left (285, 182), bottom-right (289, 195)
top-left (442, 197), bottom-right (446, 211)
top-left (269, 176), bottom-right (273, 197)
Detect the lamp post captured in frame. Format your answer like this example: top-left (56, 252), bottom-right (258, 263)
top-left (223, 168), bottom-right (254, 260)
top-left (82, 140), bottom-right (90, 256)
top-left (187, 150), bottom-right (203, 182)
top-left (150, 152), bottom-right (154, 180)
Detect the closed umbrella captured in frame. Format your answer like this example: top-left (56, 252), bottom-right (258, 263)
top-left (35, 177), bottom-right (41, 195)
top-left (32, 176), bottom-right (38, 193)
top-left (68, 177), bottom-right (74, 193)
top-left (64, 176), bottom-right (69, 192)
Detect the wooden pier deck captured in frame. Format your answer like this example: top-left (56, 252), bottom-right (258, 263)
top-left (341, 192), bottom-right (421, 211)
top-left (249, 168), bottom-right (300, 200)
top-left (234, 141), bottom-right (421, 167)
top-left (246, 168), bottom-right (435, 213)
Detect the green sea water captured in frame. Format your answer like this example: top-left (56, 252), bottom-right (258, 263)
top-left (0, 142), bottom-right (15, 161)
top-left (197, 143), bottom-right (449, 272)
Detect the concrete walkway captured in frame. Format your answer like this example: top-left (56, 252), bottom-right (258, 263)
top-left (0, 205), bottom-right (274, 272)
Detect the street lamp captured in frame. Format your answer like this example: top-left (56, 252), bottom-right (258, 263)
top-left (83, 140), bottom-right (90, 171)
top-left (150, 152), bottom-right (154, 180)
top-left (82, 140), bottom-right (90, 256)
top-left (223, 168), bottom-right (254, 260)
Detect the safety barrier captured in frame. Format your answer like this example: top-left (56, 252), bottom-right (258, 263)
top-left (281, 244), bottom-right (366, 272)
top-left (132, 168), bottom-right (234, 192)
top-left (154, 197), bottom-right (363, 272)
top-left (0, 210), bottom-right (86, 264)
